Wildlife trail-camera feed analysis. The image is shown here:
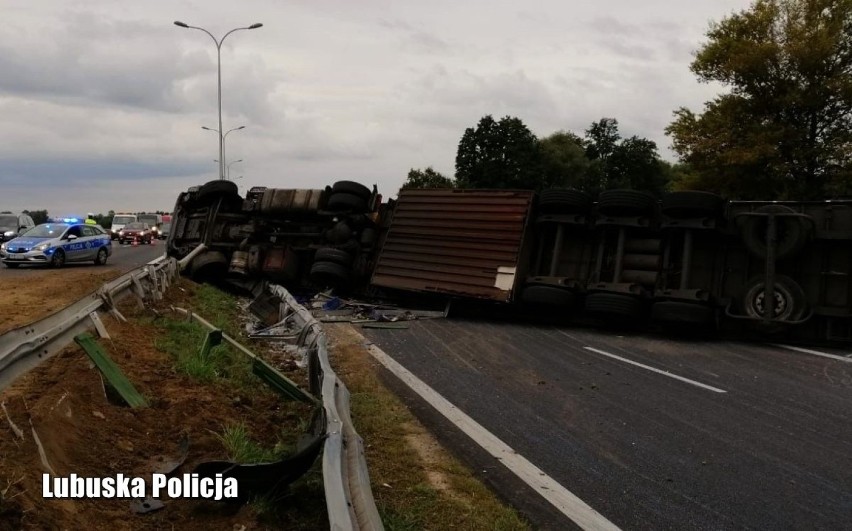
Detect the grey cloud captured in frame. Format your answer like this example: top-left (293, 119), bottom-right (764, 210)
top-left (0, 11), bottom-right (280, 123)
top-left (0, 157), bottom-right (208, 184)
top-left (376, 18), bottom-right (451, 55)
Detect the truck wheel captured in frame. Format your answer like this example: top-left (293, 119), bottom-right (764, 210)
top-left (742, 275), bottom-right (807, 322)
top-left (190, 251), bottom-right (229, 281)
top-left (315, 247), bottom-right (353, 266)
top-left (661, 191), bottom-right (725, 219)
top-left (331, 181), bottom-right (372, 200)
top-left (519, 284), bottom-right (576, 307)
top-left (327, 193), bottom-right (368, 213)
top-left (651, 301), bottom-right (714, 326)
top-left (310, 261), bottom-right (350, 287)
top-left (538, 189), bottom-right (593, 215)
top-left (597, 190), bottom-right (657, 217)
top-left (584, 292), bottom-right (643, 319)
top-left (197, 180), bottom-right (238, 199)
top-left (740, 205), bottom-right (810, 259)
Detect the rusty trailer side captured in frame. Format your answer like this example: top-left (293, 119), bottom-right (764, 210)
top-left (371, 189), bottom-right (535, 302)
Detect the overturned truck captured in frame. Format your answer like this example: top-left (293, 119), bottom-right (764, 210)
top-left (166, 180), bottom-right (852, 344)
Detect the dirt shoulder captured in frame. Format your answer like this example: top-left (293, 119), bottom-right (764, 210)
top-left (0, 267), bottom-right (123, 335)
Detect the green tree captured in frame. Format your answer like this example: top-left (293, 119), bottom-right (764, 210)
top-left (23, 209), bottom-right (48, 224)
top-left (401, 167), bottom-right (455, 190)
top-left (538, 131), bottom-right (592, 190)
top-left (455, 115), bottom-right (543, 189)
top-left (96, 213), bottom-right (113, 229)
top-left (584, 118), bottom-right (670, 195)
top-left (585, 118), bottom-right (621, 162)
top-left (666, 0), bottom-right (852, 199)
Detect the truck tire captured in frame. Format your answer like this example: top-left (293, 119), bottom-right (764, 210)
top-left (327, 193), bottom-right (368, 213)
top-left (310, 261), bottom-right (350, 287)
top-left (332, 181), bottom-right (372, 200)
top-left (584, 292), bottom-right (643, 319)
top-left (740, 205), bottom-right (810, 260)
top-left (315, 247), bottom-right (353, 266)
top-left (190, 251), bottom-right (229, 281)
top-left (197, 180), bottom-right (239, 200)
top-left (597, 190), bottom-right (657, 217)
top-left (538, 189), bottom-right (593, 215)
top-left (741, 275), bottom-right (807, 322)
top-left (661, 191), bottom-right (725, 219)
top-left (519, 284), bottom-right (576, 307)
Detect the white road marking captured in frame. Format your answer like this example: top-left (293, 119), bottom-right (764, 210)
top-left (582, 346), bottom-right (727, 394)
top-left (366, 343), bottom-right (621, 531)
top-left (771, 344), bottom-right (852, 364)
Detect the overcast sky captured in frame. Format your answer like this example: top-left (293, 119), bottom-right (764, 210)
top-left (0, 0), bottom-right (753, 215)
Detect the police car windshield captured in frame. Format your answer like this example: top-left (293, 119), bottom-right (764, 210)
top-left (0, 215), bottom-right (16, 230)
top-left (25, 224), bottom-right (69, 238)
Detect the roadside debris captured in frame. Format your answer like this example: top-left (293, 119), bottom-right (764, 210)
top-left (309, 291), bottom-right (447, 326)
top-left (74, 333), bottom-right (149, 408)
top-left (1, 401), bottom-right (24, 439)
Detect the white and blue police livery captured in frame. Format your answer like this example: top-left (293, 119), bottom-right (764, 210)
top-left (0, 220), bottom-right (112, 268)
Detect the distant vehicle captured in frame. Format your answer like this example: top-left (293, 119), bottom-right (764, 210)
top-left (111, 214), bottom-right (137, 240)
top-left (0, 213), bottom-right (36, 243)
top-left (118, 222), bottom-right (153, 245)
top-left (0, 222), bottom-right (112, 268)
top-left (159, 215), bottom-right (172, 240)
top-left (137, 213), bottom-right (163, 238)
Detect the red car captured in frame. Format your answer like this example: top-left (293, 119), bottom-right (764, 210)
top-left (118, 222), bottom-right (154, 245)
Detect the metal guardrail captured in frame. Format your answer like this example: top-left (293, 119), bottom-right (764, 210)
top-left (0, 252), bottom-right (382, 529)
top-left (0, 256), bottom-right (178, 391)
top-left (267, 284), bottom-right (384, 531)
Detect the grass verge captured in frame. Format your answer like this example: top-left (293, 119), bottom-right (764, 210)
top-left (148, 279), bottom-right (329, 530)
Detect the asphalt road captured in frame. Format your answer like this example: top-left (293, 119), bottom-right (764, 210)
top-left (361, 320), bottom-right (852, 530)
top-left (0, 240), bottom-right (165, 278)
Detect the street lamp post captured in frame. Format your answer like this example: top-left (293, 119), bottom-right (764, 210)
top-left (175, 21), bottom-right (262, 179)
top-left (202, 125), bottom-right (244, 172)
top-left (213, 159), bottom-right (244, 180)
top-left (226, 159), bottom-right (243, 180)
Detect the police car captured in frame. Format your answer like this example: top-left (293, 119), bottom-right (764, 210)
top-left (0, 219), bottom-right (112, 268)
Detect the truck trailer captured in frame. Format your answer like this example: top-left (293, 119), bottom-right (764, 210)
top-left (165, 180), bottom-right (852, 344)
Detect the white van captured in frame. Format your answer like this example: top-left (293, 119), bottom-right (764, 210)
top-left (110, 213), bottom-right (137, 240)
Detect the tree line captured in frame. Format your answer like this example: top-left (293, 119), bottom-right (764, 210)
top-left (404, 0), bottom-right (851, 201)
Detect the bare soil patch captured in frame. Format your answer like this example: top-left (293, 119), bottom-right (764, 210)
top-left (0, 268), bottom-right (122, 334)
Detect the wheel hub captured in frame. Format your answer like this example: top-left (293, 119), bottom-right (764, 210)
top-left (754, 290), bottom-right (787, 317)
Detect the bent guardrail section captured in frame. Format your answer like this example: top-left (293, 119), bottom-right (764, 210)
top-left (0, 256), bottom-right (177, 391)
top-left (267, 284), bottom-right (384, 531)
